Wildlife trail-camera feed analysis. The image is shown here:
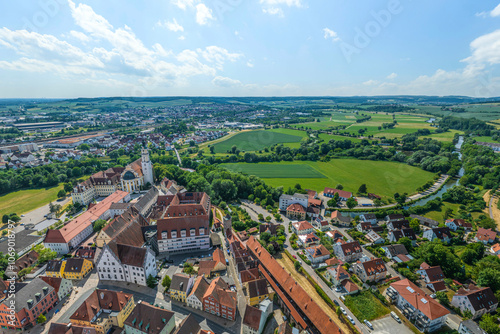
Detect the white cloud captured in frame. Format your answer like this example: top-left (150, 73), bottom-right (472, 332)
top-left (263, 7), bottom-right (284, 17)
top-left (69, 30), bottom-right (91, 43)
top-left (260, 0), bottom-right (303, 17)
top-left (247, 61), bottom-right (254, 68)
top-left (178, 35), bottom-right (186, 40)
top-left (195, 3), bottom-right (215, 25)
top-left (323, 28), bottom-right (340, 42)
top-left (198, 46), bottom-right (243, 70)
top-left (462, 29), bottom-right (500, 68)
top-left (212, 76), bottom-right (242, 87)
top-left (171, 0), bottom-right (196, 10)
top-left (156, 18), bottom-right (184, 32)
top-left (387, 72), bottom-right (398, 79)
top-left (492, 4), bottom-right (500, 17)
top-left (362, 80), bottom-right (378, 86)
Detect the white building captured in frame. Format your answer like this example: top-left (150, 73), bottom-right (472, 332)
top-left (279, 193), bottom-right (308, 211)
top-left (157, 216), bottom-right (210, 255)
top-left (451, 285), bottom-right (498, 320)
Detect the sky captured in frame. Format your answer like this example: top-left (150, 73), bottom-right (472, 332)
top-left (0, 0), bottom-right (499, 98)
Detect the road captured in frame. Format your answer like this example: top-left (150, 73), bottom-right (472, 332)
top-left (174, 148), bottom-right (182, 166)
top-left (241, 201), bottom-right (370, 334)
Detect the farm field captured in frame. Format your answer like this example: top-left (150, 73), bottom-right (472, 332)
top-left (222, 163), bottom-right (325, 178)
top-left (211, 129), bottom-right (306, 153)
top-left (422, 130), bottom-right (463, 142)
top-left (471, 136), bottom-right (499, 143)
top-left (344, 290), bottom-right (390, 321)
top-left (221, 160), bottom-right (435, 199)
top-left (318, 133), bottom-right (362, 143)
top-left (0, 184), bottom-right (64, 218)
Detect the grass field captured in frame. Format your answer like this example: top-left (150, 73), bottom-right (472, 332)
top-left (422, 130), bottom-right (463, 142)
top-left (472, 136), bottom-right (499, 143)
top-left (0, 184), bottom-right (64, 218)
top-left (319, 133), bottom-right (362, 143)
top-left (221, 160), bottom-right (435, 199)
top-left (212, 129), bottom-right (306, 153)
top-left (344, 290), bottom-right (390, 321)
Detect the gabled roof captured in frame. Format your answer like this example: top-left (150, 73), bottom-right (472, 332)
top-left (292, 221), bottom-right (313, 231)
top-left (305, 245), bottom-right (330, 258)
top-left (324, 187), bottom-right (352, 198)
top-left (171, 274), bottom-right (192, 292)
top-left (108, 242), bottom-right (147, 267)
top-left (243, 304), bottom-right (262, 331)
top-left (46, 260), bottom-right (64, 272)
top-left (123, 301), bottom-right (175, 334)
top-left (454, 285), bottom-right (498, 312)
top-left (382, 244), bottom-right (408, 257)
top-left (48, 323), bottom-right (97, 334)
top-left (476, 227), bottom-right (496, 241)
top-left (419, 265), bottom-right (445, 281)
top-left (70, 289), bottom-right (132, 322)
top-left (172, 314), bottom-right (200, 334)
top-left (188, 276), bottom-right (210, 301)
top-left (341, 279), bottom-right (359, 293)
top-left (247, 279), bottom-right (268, 298)
top-left (40, 276), bottom-right (64, 294)
top-left (359, 258), bottom-right (386, 276)
top-left (64, 258), bottom-right (87, 273)
top-left (339, 241), bottom-right (362, 255)
top-left (390, 279), bottom-right (449, 320)
top-left (203, 277), bottom-right (236, 309)
top-left (287, 203), bottom-right (306, 213)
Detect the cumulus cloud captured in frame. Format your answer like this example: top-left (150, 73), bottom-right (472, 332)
top-left (171, 0), bottom-right (196, 10)
top-left (156, 18), bottom-right (184, 32)
top-left (323, 28), bottom-right (340, 42)
top-left (260, 0), bottom-right (303, 17)
top-left (477, 3), bottom-right (500, 18)
top-left (212, 76), bottom-right (242, 87)
top-left (195, 4), bottom-right (215, 25)
top-left (387, 72), bottom-right (397, 79)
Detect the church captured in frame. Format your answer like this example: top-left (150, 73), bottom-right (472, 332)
top-left (72, 148), bottom-right (154, 205)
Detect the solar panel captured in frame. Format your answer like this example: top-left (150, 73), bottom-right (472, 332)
top-left (406, 286), bottom-right (415, 293)
top-left (421, 298), bottom-right (428, 304)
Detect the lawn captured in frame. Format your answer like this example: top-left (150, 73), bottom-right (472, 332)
top-left (344, 290), bottom-right (390, 321)
top-left (222, 163), bottom-right (326, 179)
top-left (212, 129), bottom-right (305, 153)
top-left (471, 136), bottom-right (499, 144)
top-left (0, 184), bottom-right (64, 218)
top-left (221, 159), bottom-right (435, 199)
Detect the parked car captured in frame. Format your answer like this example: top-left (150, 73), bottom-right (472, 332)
top-left (293, 255), bottom-right (297, 259)
top-left (364, 320), bottom-right (373, 329)
top-left (347, 315), bottom-right (355, 325)
top-left (335, 286), bottom-right (342, 292)
top-left (333, 299), bottom-right (339, 306)
top-left (391, 311), bottom-right (401, 323)
top-left (340, 307), bottom-right (346, 315)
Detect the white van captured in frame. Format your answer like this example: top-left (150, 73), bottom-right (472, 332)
top-left (391, 311), bottom-right (401, 323)
top-left (340, 295), bottom-right (346, 302)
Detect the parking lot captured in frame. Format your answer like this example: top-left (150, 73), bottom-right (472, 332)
top-left (371, 316), bottom-right (414, 334)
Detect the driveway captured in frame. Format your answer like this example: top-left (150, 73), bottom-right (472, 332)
top-left (371, 316), bottom-right (414, 334)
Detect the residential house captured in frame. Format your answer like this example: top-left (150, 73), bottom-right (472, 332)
top-left (365, 231), bottom-right (384, 244)
top-left (387, 279), bottom-right (449, 332)
top-left (458, 320), bottom-right (486, 334)
top-left (381, 244), bottom-right (410, 260)
top-left (451, 285), bottom-right (498, 320)
top-left (203, 277), bottom-right (237, 321)
top-left (63, 258), bottom-right (93, 280)
top-left (325, 230), bottom-right (344, 242)
top-left (291, 221), bottom-right (314, 235)
top-left (172, 314), bottom-right (214, 334)
top-left (278, 193), bottom-right (308, 211)
top-left (48, 323), bottom-right (97, 334)
top-left (247, 279), bottom-right (273, 306)
top-left (197, 248), bottom-right (227, 278)
top-left (0, 277), bottom-right (58, 331)
top-left (423, 227), bottom-right (452, 243)
top-left (326, 265), bottom-right (350, 286)
top-left (286, 203), bottom-right (306, 220)
top-left (46, 260), bottom-right (65, 278)
top-left (6, 250), bottom-right (39, 277)
top-left (312, 218), bottom-right (330, 232)
top-left (334, 241), bottom-right (363, 262)
top-left (490, 243), bottom-right (500, 255)
top-left (385, 214), bottom-right (405, 223)
top-left (69, 289), bottom-right (135, 334)
top-left (187, 276), bottom-right (210, 310)
top-left (475, 228), bottom-right (496, 244)
top-left (74, 247), bottom-right (96, 261)
top-left (297, 233), bottom-right (320, 247)
top-left (323, 188), bottom-right (352, 200)
top-left (170, 274), bottom-right (195, 302)
top-left (416, 263), bottom-right (445, 283)
top-left (95, 208), bottom-right (148, 247)
top-left (354, 258), bottom-right (387, 283)
top-left (387, 220), bottom-right (410, 231)
top-left (123, 301), bottom-right (176, 334)
top-left (388, 228), bottom-right (418, 245)
top-left (259, 223), bottom-right (281, 235)
top-left (446, 219), bottom-right (472, 232)
top-left (242, 299), bottom-right (273, 334)
top-left (341, 279), bottom-right (360, 295)
top-left (304, 245), bottom-right (331, 265)
top-left (330, 210), bottom-right (351, 227)
top-left (40, 276), bottom-right (73, 301)
top-left (359, 213), bottom-right (377, 225)
top-left (356, 222), bottom-right (372, 233)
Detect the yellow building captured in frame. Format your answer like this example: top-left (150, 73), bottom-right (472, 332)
top-left (63, 258), bottom-right (94, 280)
top-left (247, 279), bottom-right (274, 306)
top-left (170, 273), bottom-right (194, 302)
top-left (45, 260), bottom-right (65, 278)
top-left (70, 289), bottom-right (135, 334)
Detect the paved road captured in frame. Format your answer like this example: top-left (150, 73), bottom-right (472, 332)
top-left (174, 148), bottom-right (182, 166)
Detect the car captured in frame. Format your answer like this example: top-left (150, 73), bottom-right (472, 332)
top-left (20, 215), bottom-right (25, 217)
top-left (364, 320), bottom-right (373, 329)
top-left (430, 293), bottom-right (437, 299)
top-left (333, 299), bottom-right (339, 306)
top-left (391, 311), bottom-right (401, 323)
top-left (20, 223), bottom-right (25, 226)
top-left (292, 255), bottom-right (297, 259)
top-left (340, 307), bottom-right (347, 315)
top-left (335, 286), bottom-right (342, 292)
top-left (347, 315), bottom-right (355, 325)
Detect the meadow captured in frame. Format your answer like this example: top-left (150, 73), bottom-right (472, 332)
top-left (211, 129), bottom-right (306, 153)
top-left (221, 159), bottom-right (435, 199)
top-left (0, 184), bottom-right (64, 218)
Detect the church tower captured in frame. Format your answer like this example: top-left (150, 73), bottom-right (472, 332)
top-left (141, 148), bottom-right (154, 185)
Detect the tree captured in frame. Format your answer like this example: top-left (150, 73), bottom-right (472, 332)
top-left (162, 275), bottom-right (171, 289)
top-left (37, 314), bottom-right (47, 324)
top-left (63, 182), bottom-right (73, 193)
top-left (327, 198), bottom-right (338, 207)
top-left (394, 192), bottom-right (408, 206)
top-left (57, 189), bottom-right (66, 198)
top-left (34, 245), bottom-right (57, 264)
top-left (479, 314), bottom-right (500, 334)
top-left (358, 184), bottom-right (367, 194)
top-left (209, 146), bottom-right (215, 154)
top-left (93, 219), bottom-right (107, 232)
top-left (373, 198), bottom-right (383, 207)
top-left (409, 218), bottom-right (420, 233)
top-left (231, 145), bottom-right (237, 154)
top-left (78, 143), bottom-right (90, 151)
top-left (146, 275), bottom-right (156, 288)
top-left (294, 260), bottom-right (301, 271)
top-left (258, 214), bottom-right (264, 221)
top-left (265, 216), bottom-right (272, 222)
top-left (436, 291), bottom-right (449, 307)
top-left (2, 215), bottom-right (8, 224)
top-left (346, 197), bottom-right (357, 209)
top-left (399, 237), bottom-right (413, 252)
top-left (477, 268), bottom-right (500, 292)
top-left (336, 184), bottom-right (343, 190)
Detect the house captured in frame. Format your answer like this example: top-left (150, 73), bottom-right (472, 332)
top-left (63, 258), bottom-right (94, 280)
top-left (312, 218), bottom-right (330, 232)
top-left (286, 203), bottom-right (307, 220)
top-left (46, 260), bottom-right (65, 278)
top-left (304, 245), bottom-right (331, 265)
top-left (323, 187), bottom-right (352, 201)
top-left (297, 233), bottom-right (320, 247)
top-left (247, 278), bottom-right (273, 306)
top-left (96, 241), bottom-right (157, 286)
top-left (48, 323), bottom-right (97, 334)
top-left (242, 299), bottom-right (273, 334)
top-left (334, 241), bottom-right (363, 262)
top-left (124, 301), bottom-right (176, 334)
top-left (446, 219), bottom-right (472, 232)
top-left (325, 230), bottom-right (344, 242)
top-left (40, 276), bottom-right (73, 301)
top-left (365, 231), bottom-right (384, 244)
top-left (381, 244), bottom-right (409, 260)
top-left (330, 210), bottom-right (351, 227)
top-left (325, 257), bottom-right (343, 267)
top-left (197, 248), bottom-right (227, 277)
top-left (451, 285), bottom-right (498, 320)
top-left (157, 216), bottom-right (210, 255)
top-left (416, 263), bottom-right (445, 283)
top-left (458, 319), bottom-right (486, 334)
top-left (259, 223), bottom-right (281, 235)
top-left (74, 247), bottom-right (96, 261)
top-left (359, 213), bottom-right (377, 225)
top-left (171, 314), bottom-right (207, 334)
top-left (388, 228), bottom-right (418, 245)
top-left (326, 265), bottom-right (350, 286)
top-left (306, 206), bottom-right (320, 219)
top-left (0, 277), bottom-right (58, 331)
top-left (341, 279), bottom-right (360, 295)
top-left (291, 221), bottom-right (314, 235)
top-left (475, 227), bottom-right (496, 244)
top-left (279, 193), bottom-right (308, 211)
top-left (353, 258), bottom-right (387, 282)
top-left (385, 214), bottom-right (405, 223)
top-left (170, 273), bottom-right (195, 302)
top-left (6, 250), bottom-right (39, 277)
top-left (69, 289), bottom-right (135, 334)
top-left (427, 281), bottom-right (447, 293)
top-left (95, 208), bottom-right (147, 247)
top-left (187, 276), bottom-right (210, 310)
top-left (387, 220), bottom-right (410, 231)
top-left (203, 277), bottom-right (237, 320)
top-left (356, 222), bottom-right (372, 233)
top-left (490, 243), bottom-right (500, 255)
top-left (423, 227), bottom-right (451, 243)
top-left (387, 279), bottom-right (449, 332)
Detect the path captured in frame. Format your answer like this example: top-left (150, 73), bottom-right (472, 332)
top-left (485, 190), bottom-right (500, 230)
top-left (174, 147), bottom-right (182, 166)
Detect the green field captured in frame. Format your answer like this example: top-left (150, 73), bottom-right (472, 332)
top-left (212, 129), bottom-right (306, 153)
top-left (0, 184), bottom-right (64, 218)
top-left (472, 136), bottom-right (499, 144)
top-left (221, 160), bottom-right (435, 199)
top-left (344, 291), bottom-right (390, 321)
top-left (319, 133), bottom-right (362, 143)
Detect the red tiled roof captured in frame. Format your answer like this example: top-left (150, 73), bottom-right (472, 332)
top-left (341, 279), bottom-right (359, 293)
top-left (292, 221), bottom-right (313, 231)
top-left (476, 227), bottom-right (496, 241)
top-left (287, 203), bottom-right (306, 213)
top-left (340, 241), bottom-right (362, 255)
top-left (243, 304), bottom-right (262, 331)
top-left (324, 187), bottom-right (352, 199)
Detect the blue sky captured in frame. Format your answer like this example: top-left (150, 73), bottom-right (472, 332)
top-left (0, 0), bottom-right (499, 98)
